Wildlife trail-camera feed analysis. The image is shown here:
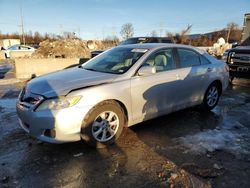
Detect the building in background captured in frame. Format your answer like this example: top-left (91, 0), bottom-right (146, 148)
top-left (241, 13), bottom-right (250, 42)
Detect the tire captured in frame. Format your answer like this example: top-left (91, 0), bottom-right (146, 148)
top-left (203, 83), bottom-right (221, 111)
top-left (80, 100), bottom-right (125, 148)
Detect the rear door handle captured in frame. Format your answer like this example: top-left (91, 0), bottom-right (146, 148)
top-left (207, 67), bottom-right (212, 72)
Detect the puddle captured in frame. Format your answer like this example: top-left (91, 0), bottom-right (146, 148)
top-left (174, 94), bottom-right (250, 156)
top-left (0, 99), bottom-right (17, 110)
top-left (0, 99), bottom-right (17, 125)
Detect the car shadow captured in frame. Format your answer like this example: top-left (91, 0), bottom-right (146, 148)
top-left (128, 79), bottom-right (250, 185)
top-left (127, 65), bottom-right (226, 182)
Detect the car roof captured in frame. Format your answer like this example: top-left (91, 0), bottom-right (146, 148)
top-left (118, 43), bottom-right (205, 54)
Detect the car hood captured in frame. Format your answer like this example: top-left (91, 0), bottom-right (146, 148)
top-left (26, 67), bottom-right (118, 98)
top-left (230, 46), bottom-right (250, 53)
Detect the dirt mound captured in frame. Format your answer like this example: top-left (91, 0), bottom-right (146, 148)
top-left (32, 39), bottom-right (106, 58)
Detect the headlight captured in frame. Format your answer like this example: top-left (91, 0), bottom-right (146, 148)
top-left (35, 96), bottom-right (82, 111)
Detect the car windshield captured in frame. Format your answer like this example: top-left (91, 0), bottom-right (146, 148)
top-left (82, 47), bottom-right (147, 74)
top-left (8, 45), bottom-right (19, 50)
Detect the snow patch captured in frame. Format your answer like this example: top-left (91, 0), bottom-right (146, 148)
top-left (176, 128), bottom-right (244, 154)
top-left (174, 102), bottom-right (250, 155)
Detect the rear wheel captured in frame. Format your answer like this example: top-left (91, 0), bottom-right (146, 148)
top-left (203, 83), bottom-right (221, 111)
top-left (80, 101), bottom-right (125, 148)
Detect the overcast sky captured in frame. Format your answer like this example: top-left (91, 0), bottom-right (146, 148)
top-left (0, 0), bottom-right (249, 39)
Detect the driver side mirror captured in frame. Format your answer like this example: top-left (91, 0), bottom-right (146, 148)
top-left (137, 66), bottom-right (156, 76)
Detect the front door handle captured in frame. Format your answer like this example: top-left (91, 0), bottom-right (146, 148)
top-left (207, 67), bottom-right (212, 72)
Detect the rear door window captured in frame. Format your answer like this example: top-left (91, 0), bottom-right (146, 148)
top-left (200, 55), bottom-right (211, 65)
top-left (177, 48), bottom-right (201, 68)
top-left (20, 46), bottom-right (30, 50)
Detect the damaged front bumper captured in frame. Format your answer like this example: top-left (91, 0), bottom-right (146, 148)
top-left (16, 98), bottom-right (91, 143)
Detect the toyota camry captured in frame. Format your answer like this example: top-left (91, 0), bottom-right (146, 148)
top-left (16, 44), bottom-right (229, 147)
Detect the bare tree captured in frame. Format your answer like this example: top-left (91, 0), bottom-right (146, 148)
top-left (174, 24), bottom-right (192, 44)
top-left (120, 23), bottom-right (134, 39)
top-left (166, 32), bottom-right (175, 42)
top-left (103, 35), bottom-right (120, 48)
top-left (226, 22), bottom-right (240, 42)
top-left (44, 32), bottom-right (49, 40)
top-left (62, 31), bottom-right (78, 39)
top-left (179, 24), bottom-right (192, 44)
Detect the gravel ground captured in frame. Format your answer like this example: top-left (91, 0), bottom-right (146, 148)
top-left (0, 74), bottom-right (249, 187)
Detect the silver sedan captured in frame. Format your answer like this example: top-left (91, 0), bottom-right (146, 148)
top-left (16, 44), bottom-right (229, 147)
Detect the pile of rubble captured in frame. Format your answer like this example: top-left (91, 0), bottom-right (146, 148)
top-left (32, 39), bottom-right (106, 58)
top-left (207, 37), bottom-right (231, 58)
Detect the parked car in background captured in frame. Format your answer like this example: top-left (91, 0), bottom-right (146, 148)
top-left (91, 37), bottom-right (174, 58)
top-left (4, 44), bottom-right (35, 58)
top-left (0, 39), bottom-right (20, 50)
top-left (16, 44), bottom-right (229, 147)
top-left (119, 37), bottom-right (173, 45)
top-left (222, 36), bottom-right (250, 82)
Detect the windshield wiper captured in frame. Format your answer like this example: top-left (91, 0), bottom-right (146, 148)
top-left (83, 67), bottom-right (98, 72)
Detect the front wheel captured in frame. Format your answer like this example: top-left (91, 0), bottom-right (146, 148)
top-left (80, 101), bottom-right (125, 148)
top-left (203, 83), bottom-right (221, 111)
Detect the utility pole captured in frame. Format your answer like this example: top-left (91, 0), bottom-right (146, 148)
top-left (20, 5), bottom-right (25, 45)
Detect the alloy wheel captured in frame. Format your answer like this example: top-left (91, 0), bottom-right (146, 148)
top-left (206, 86), bottom-right (219, 107)
top-left (91, 111), bottom-right (119, 142)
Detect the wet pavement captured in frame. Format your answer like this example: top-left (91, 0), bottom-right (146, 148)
top-left (0, 60), bottom-right (14, 79)
top-left (0, 77), bottom-right (250, 188)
